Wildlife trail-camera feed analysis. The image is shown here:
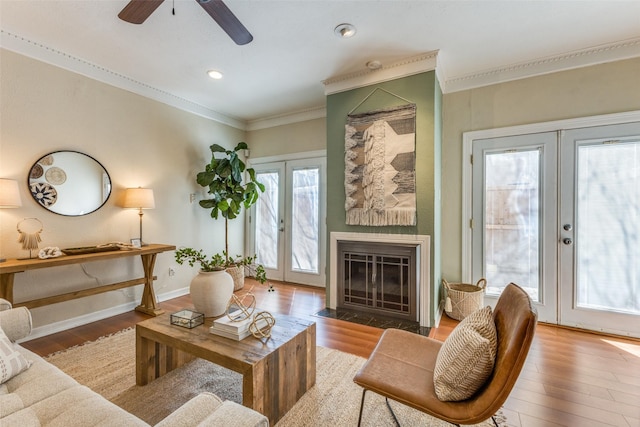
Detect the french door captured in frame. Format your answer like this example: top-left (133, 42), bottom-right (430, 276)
top-left (471, 122), bottom-right (640, 337)
top-left (559, 124), bottom-right (640, 335)
top-left (472, 132), bottom-right (558, 322)
top-left (248, 157), bottom-right (326, 287)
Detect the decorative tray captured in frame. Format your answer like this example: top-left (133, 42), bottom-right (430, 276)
top-left (61, 244), bottom-right (121, 255)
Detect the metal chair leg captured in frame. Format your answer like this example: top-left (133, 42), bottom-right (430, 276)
top-left (357, 389), bottom-right (367, 427)
top-left (385, 397), bottom-right (401, 427)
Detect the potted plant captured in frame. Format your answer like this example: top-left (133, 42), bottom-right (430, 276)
top-left (175, 248), bottom-right (234, 317)
top-left (175, 248), bottom-right (273, 317)
top-left (196, 142), bottom-right (267, 290)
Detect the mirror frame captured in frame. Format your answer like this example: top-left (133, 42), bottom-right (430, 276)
top-left (27, 150), bottom-right (112, 216)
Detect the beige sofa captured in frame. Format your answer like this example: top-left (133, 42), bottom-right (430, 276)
top-left (0, 300), bottom-right (268, 427)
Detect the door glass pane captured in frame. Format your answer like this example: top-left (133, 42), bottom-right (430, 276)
top-left (576, 141), bottom-right (640, 314)
top-left (291, 167), bottom-right (319, 273)
top-left (484, 150), bottom-right (541, 300)
top-left (255, 172), bottom-right (279, 269)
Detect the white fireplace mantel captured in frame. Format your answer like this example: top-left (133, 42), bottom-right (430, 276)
top-left (329, 232), bottom-right (431, 327)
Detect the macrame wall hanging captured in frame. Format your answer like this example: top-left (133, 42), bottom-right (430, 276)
top-left (17, 217), bottom-right (43, 259)
top-left (344, 87), bottom-right (417, 226)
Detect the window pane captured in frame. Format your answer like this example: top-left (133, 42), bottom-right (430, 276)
top-left (291, 168), bottom-right (319, 273)
top-left (484, 150), bottom-right (541, 300)
top-left (576, 141), bottom-right (640, 314)
top-left (255, 172), bottom-right (278, 269)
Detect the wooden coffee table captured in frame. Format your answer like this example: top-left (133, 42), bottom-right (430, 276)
top-left (136, 311), bottom-right (316, 425)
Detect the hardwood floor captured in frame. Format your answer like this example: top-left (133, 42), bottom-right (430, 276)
top-left (22, 280), bottom-right (640, 427)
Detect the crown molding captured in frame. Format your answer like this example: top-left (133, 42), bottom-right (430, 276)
top-left (246, 106), bottom-right (327, 131)
top-left (444, 37), bottom-right (640, 93)
top-left (322, 51), bottom-right (439, 95)
top-left (0, 30), bottom-right (247, 130)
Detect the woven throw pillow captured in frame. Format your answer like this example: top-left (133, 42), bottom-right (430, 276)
top-left (0, 327), bottom-right (32, 384)
top-left (433, 305), bottom-right (497, 401)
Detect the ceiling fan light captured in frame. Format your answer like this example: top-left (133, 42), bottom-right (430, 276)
top-left (335, 23), bottom-right (356, 38)
top-left (207, 70), bottom-right (223, 80)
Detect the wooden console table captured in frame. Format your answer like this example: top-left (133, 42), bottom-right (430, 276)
top-left (0, 243), bottom-right (175, 316)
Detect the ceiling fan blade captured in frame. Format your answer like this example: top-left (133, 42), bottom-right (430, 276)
top-left (197, 0), bottom-right (253, 45)
top-left (118, 0), bottom-right (165, 24)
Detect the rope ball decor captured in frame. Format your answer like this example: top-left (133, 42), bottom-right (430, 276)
top-left (224, 289), bottom-right (276, 340)
top-left (249, 311), bottom-right (276, 339)
top-left (225, 291), bottom-right (257, 321)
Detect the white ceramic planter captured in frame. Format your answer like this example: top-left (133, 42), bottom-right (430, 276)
top-left (190, 270), bottom-right (234, 317)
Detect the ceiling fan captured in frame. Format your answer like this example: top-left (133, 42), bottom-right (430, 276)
top-left (118, 0), bottom-right (253, 45)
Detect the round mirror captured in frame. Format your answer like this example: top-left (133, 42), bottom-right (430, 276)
top-left (28, 151), bottom-right (111, 216)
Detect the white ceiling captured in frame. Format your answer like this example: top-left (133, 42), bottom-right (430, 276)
top-left (2, 0), bottom-right (640, 129)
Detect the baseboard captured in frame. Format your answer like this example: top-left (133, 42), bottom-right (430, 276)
top-left (25, 286), bottom-right (190, 341)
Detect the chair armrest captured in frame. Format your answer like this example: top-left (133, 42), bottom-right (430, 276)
top-left (0, 307), bottom-right (32, 342)
top-left (0, 298), bottom-right (12, 311)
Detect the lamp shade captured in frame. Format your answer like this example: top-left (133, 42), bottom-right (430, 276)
top-left (123, 187), bottom-right (155, 209)
top-left (0, 179), bottom-right (22, 208)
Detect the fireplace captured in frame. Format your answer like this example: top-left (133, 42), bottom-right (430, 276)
top-left (330, 232), bottom-right (431, 327)
top-left (338, 241), bottom-right (417, 321)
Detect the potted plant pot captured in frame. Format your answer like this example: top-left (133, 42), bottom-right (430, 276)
top-left (189, 269), bottom-right (234, 317)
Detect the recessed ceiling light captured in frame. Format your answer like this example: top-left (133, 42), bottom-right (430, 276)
top-left (334, 23), bottom-right (356, 38)
top-left (366, 60), bottom-right (382, 70)
top-left (207, 70), bottom-right (223, 80)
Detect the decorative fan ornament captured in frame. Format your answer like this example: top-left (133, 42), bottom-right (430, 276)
top-left (40, 155), bottom-right (54, 166)
top-left (118, 0), bottom-right (253, 45)
top-left (30, 164), bottom-right (44, 179)
top-left (30, 182), bottom-right (57, 207)
top-left (45, 167), bottom-right (67, 185)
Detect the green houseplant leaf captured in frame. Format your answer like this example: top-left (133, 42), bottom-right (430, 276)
top-left (195, 142), bottom-right (268, 289)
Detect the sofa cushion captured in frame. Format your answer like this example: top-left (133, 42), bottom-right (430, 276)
top-left (2, 384), bottom-right (148, 426)
top-left (0, 328), bottom-right (31, 384)
top-left (156, 392), bottom-right (269, 427)
top-left (433, 305), bottom-right (497, 401)
top-left (1, 347), bottom-right (79, 418)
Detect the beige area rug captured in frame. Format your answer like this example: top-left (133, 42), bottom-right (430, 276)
top-left (45, 328), bottom-right (505, 426)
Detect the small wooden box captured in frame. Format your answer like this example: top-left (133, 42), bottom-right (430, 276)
top-left (170, 309), bottom-right (204, 329)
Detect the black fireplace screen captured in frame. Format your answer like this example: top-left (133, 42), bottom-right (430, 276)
top-left (338, 242), bottom-right (417, 321)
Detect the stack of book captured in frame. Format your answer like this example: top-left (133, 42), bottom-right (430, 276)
top-left (209, 310), bottom-right (269, 340)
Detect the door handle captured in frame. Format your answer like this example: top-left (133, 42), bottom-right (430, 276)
top-left (563, 238), bottom-right (572, 245)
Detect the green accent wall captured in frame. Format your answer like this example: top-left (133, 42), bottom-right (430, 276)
top-left (326, 71), bottom-right (442, 324)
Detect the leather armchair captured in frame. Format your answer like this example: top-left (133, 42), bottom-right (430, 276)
top-left (353, 283), bottom-right (537, 426)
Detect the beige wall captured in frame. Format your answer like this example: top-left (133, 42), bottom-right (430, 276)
top-left (0, 49), bottom-right (247, 331)
top-left (441, 57), bottom-right (640, 281)
top-left (246, 118), bottom-right (326, 159)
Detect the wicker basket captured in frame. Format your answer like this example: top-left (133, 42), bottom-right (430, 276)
top-left (226, 266), bottom-right (245, 291)
top-left (443, 278), bottom-right (487, 321)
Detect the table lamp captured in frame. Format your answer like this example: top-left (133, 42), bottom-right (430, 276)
top-left (123, 187), bottom-right (155, 246)
top-left (0, 179), bottom-right (23, 262)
